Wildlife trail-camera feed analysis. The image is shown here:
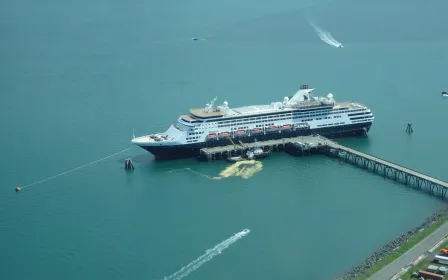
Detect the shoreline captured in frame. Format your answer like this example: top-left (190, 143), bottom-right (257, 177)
top-left (336, 204), bottom-right (448, 280)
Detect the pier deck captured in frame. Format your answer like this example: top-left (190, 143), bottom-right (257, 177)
top-left (201, 134), bottom-right (327, 156)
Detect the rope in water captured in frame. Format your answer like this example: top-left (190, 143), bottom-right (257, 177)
top-left (18, 147), bottom-right (132, 190)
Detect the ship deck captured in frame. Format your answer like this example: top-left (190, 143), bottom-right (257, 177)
top-left (180, 114), bottom-right (196, 121)
top-left (190, 102), bottom-right (365, 120)
top-left (189, 108), bottom-right (225, 118)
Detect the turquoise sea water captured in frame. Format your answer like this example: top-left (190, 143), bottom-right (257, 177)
top-left (1, 0), bottom-right (447, 279)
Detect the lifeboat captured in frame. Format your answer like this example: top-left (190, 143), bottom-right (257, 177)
top-left (281, 124), bottom-right (292, 130)
top-left (251, 127), bottom-right (263, 134)
top-left (266, 125), bottom-right (278, 131)
top-left (235, 130), bottom-right (247, 135)
top-left (207, 133), bottom-right (217, 139)
top-left (219, 132), bottom-right (230, 137)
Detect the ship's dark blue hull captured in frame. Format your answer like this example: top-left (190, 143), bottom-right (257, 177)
top-left (141, 122), bottom-right (372, 160)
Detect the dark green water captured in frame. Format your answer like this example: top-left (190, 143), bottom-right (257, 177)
top-left (1, 0), bottom-right (447, 279)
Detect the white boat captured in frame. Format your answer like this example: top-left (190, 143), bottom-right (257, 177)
top-left (246, 146), bottom-right (271, 160)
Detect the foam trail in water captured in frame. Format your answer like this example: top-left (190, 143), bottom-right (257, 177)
top-left (162, 229), bottom-right (249, 280)
top-left (309, 21), bottom-right (343, 48)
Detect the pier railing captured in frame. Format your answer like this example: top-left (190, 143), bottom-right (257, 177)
top-left (325, 143), bottom-right (448, 199)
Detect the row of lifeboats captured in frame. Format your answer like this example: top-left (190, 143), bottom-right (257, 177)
top-left (207, 124), bottom-right (293, 139)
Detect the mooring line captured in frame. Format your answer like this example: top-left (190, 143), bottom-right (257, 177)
top-left (18, 147), bottom-right (132, 190)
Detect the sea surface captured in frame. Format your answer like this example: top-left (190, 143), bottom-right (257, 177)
top-left (1, 0), bottom-right (447, 279)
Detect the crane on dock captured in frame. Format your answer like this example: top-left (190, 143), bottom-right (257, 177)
top-left (227, 137), bottom-right (244, 149)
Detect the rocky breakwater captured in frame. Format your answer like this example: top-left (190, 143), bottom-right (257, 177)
top-left (337, 205), bottom-right (448, 280)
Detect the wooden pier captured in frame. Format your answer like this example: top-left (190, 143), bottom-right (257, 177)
top-left (200, 134), bottom-right (448, 200)
top-left (199, 134), bottom-right (328, 161)
top-left (323, 139), bottom-right (448, 199)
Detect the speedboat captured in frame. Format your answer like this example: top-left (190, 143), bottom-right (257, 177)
top-left (442, 91), bottom-right (448, 97)
top-left (227, 156), bottom-right (244, 162)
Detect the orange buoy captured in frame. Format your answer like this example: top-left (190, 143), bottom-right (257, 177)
top-left (15, 187), bottom-right (21, 192)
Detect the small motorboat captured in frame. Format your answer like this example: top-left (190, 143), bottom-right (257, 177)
top-left (442, 91), bottom-right (448, 97)
top-left (235, 130), bottom-right (247, 136)
top-left (251, 127), bottom-right (263, 134)
top-left (227, 156), bottom-right (244, 163)
top-left (280, 124), bottom-right (292, 130)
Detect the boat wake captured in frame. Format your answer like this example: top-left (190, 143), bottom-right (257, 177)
top-left (161, 229), bottom-right (250, 280)
top-left (309, 21), bottom-right (343, 48)
top-left (168, 160), bottom-right (263, 180)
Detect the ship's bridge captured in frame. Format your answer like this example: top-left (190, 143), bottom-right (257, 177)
top-left (179, 114), bottom-right (202, 123)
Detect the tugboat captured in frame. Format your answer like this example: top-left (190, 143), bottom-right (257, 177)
top-left (226, 146), bottom-right (272, 162)
top-left (246, 146), bottom-right (271, 160)
top-left (442, 91), bottom-right (448, 97)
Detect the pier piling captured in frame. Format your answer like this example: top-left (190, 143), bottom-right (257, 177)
top-left (124, 158), bottom-right (134, 170)
top-left (406, 122), bottom-right (413, 133)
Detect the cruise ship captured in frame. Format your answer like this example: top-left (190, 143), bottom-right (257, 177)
top-left (132, 85), bottom-right (374, 159)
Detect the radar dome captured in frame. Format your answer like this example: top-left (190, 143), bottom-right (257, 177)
top-left (327, 93), bottom-right (334, 99)
top-left (283, 96), bottom-right (289, 103)
top-left (223, 101), bottom-right (228, 107)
